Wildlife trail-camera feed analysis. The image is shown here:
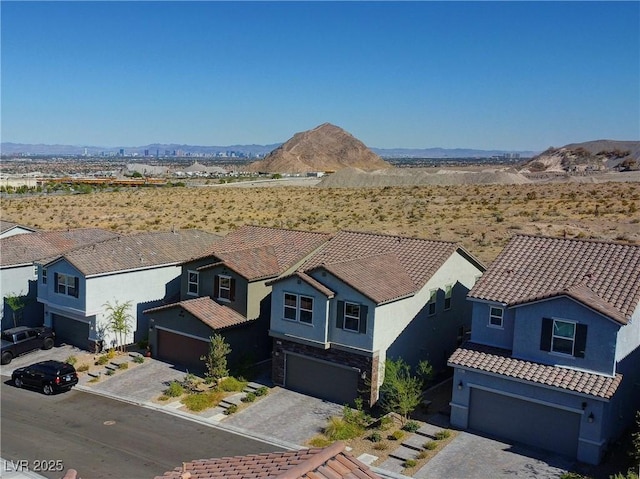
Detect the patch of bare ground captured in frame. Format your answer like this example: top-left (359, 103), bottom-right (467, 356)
top-left (3, 181), bottom-right (638, 264)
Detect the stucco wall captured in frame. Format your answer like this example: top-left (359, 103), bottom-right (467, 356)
top-left (469, 300), bottom-right (514, 349)
top-left (615, 304), bottom-right (640, 362)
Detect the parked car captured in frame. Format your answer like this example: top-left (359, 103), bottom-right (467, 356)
top-left (1, 326), bottom-right (55, 365)
top-left (12, 360), bottom-right (78, 395)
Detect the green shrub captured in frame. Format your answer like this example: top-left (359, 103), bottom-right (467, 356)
top-left (404, 459), bottom-right (417, 468)
top-left (423, 441), bottom-right (438, 450)
top-left (403, 420), bottom-right (420, 432)
top-left (324, 416), bottom-right (364, 441)
top-left (416, 450), bottom-right (430, 459)
top-left (76, 364), bottom-right (89, 372)
top-left (308, 435), bottom-right (333, 447)
top-left (389, 430), bottom-right (405, 441)
top-left (372, 442), bottom-right (389, 451)
top-left (95, 355), bottom-right (109, 366)
top-left (158, 395), bottom-right (170, 401)
top-left (182, 391), bottom-right (224, 412)
top-left (66, 356), bottom-right (77, 366)
top-left (434, 430), bottom-right (451, 440)
top-left (367, 432), bottom-right (382, 442)
top-left (118, 362), bottom-right (129, 370)
top-left (241, 392), bottom-right (256, 403)
top-left (224, 404), bottom-right (238, 415)
top-left (105, 369), bottom-right (114, 376)
top-left (133, 355), bottom-right (145, 364)
top-left (377, 415), bottom-right (393, 431)
top-left (255, 386), bottom-right (269, 396)
top-left (218, 377), bottom-right (247, 392)
top-left (165, 381), bottom-right (184, 398)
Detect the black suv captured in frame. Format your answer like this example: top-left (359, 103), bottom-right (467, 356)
top-left (12, 360), bottom-right (78, 395)
top-left (1, 326), bottom-right (55, 365)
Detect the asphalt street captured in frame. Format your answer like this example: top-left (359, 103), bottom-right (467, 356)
top-left (0, 377), bottom-right (280, 479)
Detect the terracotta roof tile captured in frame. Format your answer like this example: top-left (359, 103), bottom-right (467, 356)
top-left (0, 220), bottom-right (36, 234)
top-left (144, 296), bottom-right (249, 330)
top-left (1, 228), bottom-right (118, 267)
top-left (470, 235), bottom-right (640, 324)
top-left (300, 230), bottom-right (479, 305)
top-left (267, 271), bottom-right (336, 298)
top-left (448, 342), bottom-right (622, 399)
top-left (43, 230), bottom-right (222, 276)
top-left (154, 443), bottom-right (381, 479)
top-left (193, 226), bottom-right (331, 281)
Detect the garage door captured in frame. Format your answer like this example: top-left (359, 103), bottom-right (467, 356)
top-left (469, 388), bottom-right (580, 458)
top-left (53, 314), bottom-right (90, 349)
top-left (285, 354), bottom-right (358, 405)
top-left (156, 328), bottom-right (209, 372)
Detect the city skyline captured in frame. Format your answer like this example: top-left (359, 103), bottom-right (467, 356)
top-left (1, 1), bottom-right (638, 151)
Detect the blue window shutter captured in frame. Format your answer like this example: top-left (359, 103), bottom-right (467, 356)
top-left (214, 275), bottom-right (219, 298)
top-left (337, 300), bottom-right (344, 328)
top-left (359, 305), bottom-right (368, 334)
top-left (540, 317), bottom-right (552, 351)
top-left (54, 272), bottom-right (59, 293)
top-left (73, 277), bottom-right (79, 298)
top-left (230, 278), bottom-right (236, 301)
top-left (574, 324), bottom-right (587, 358)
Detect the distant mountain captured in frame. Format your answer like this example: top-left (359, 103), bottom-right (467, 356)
top-left (522, 140), bottom-right (640, 172)
top-left (246, 123), bottom-right (391, 174)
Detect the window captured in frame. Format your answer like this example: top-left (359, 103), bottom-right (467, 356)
top-left (217, 275), bottom-right (232, 301)
top-left (55, 273), bottom-right (78, 298)
top-left (540, 317), bottom-right (587, 358)
top-left (336, 300), bottom-right (368, 334)
top-left (552, 320), bottom-right (575, 355)
top-left (42, 268), bottom-right (47, 284)
top-left (33, 265), bottom-right (38, 278)
top-left (283, 293), bottom-right (313, 324)
top-left (428, 290), bottom-right (437, 315)
top-left (489, 306), bottom-right (503, 327)
top-left (444, 284), bottom-right (453, 310)
top-left (187, 270), bottom-right (199, 295)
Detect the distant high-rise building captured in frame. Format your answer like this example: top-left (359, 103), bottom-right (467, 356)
top-left (144, 149), bottom-right (149, 157)
top-left (119, 148), bottom-right (125, 157)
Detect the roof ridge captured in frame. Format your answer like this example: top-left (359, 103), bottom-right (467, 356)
top-left (237, 224), bottom-right (333, 236)
top-left (339, 229), bottom-right (458, 245)
top-left (276, 442), bottom-right (346, 479)
top-left (307, 250), bottom-right (399, 269)
top-left (513, 233), bottom-right (640, 248)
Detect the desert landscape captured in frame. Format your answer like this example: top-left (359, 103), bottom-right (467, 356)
top-left (3, 177), bottom-right (638, 265)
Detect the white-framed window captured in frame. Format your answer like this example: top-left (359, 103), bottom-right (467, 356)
top-left (283, 293), bottom-right (313, 324)
top-left (56, 273), bottom-right (78, 297)
top-left (33, 265), bottom-right (38, 278)
top-left (187, 270), bottom-right (199, 296)
top-left (444, 284), bottom-right (453, 310)
top-left (218, 275), bottom-right (231, 301)
top-left (428, 290), bottom-right (437, 316)
top-left (489, 306), bottom-right (503, 327)
top-left (42, 267), bottom-right (47, 284)
top-left (344, 302), bottom-right (361, 332)
top-left (552, 319), bottom-right (575, 355)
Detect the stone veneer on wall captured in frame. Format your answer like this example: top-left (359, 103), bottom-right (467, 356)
top-left (272, 338), bottom-right (380, 406)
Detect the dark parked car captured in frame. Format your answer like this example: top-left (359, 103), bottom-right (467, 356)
top-left (1, 326), bottom-right (55, 365)
top-left (12, 360), bottom-right (78, 395)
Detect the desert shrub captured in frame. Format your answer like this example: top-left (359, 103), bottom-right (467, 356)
top-left (367, 432), bottom-right (382, 443)
top-left (254, 386), bottom-right (269, 397)
top-left (105, 369), bottom-right (114, 376)
top-left (76, 364), bottom-right (89, 373)
top-left (241, 392), bottom-right (256, 403)
top-left (118, 362), bottom-right (128, 370)
top-left (377, 415), bottom-right (394, 431)
top-left (372, 442), bottom-right (389, 451)
top-left (218, 377), bottom-right (247, 392)
top-left (106, 348), bottom-right (116, 359)
top-left (165, 381), bottom-right (184, 398)
top-left (417, 450), bottom-right (430, 459)
top-left (182, 391), bottom-right (224, 412)
top-left (133, 355), bottom-right (144, 364)
top-left (324, 416), bottom-right (363, 441)
top-left (403, 420), bottom-right (420, 432)
top-left (404, 459), bottom-right (417, 468)
top-left (95, 355), bottom-right (109, 366)
top-left (434, 430), bottom-right (451, 440)
top-left (66, 356), bottom-right (77, 366)
top-left (423, 440), bottom-right (438, 450)
top-left (308, 435), bottom-right (333, 447)
top-left (224, 404), bottom-right (238, 415)
top-left (389, 430), bottom-right (405, 441)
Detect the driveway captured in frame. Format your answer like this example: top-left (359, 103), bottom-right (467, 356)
top-left (222, 387), bottom-right (344, 446)
top-left (0, 344), bottom-right (82, 377)
top-left (415, 430), bottom-right (574, 479)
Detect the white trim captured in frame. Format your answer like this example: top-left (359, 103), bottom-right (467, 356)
top-left (510, 295), bottom-right (625, 326)
top-left (343, 301), bottom-right (361, 332)
top-left (468, 382), bottom-right (585, 414)
top-left (217, 274), bottom-right (232, 301)
top-left (187, 269), bottom-right (199, 296)
top-left (155, 325), bottom-right (210, 343)
top-left (84, 262), bottom-right (181, 278)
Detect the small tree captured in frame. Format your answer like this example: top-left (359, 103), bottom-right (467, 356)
top-left (379, 358), bottom-right (425, 424)
top-left (104, 300), bottom-right (133, 353)
top-left (5, 293), bottom-right (27, 328)
top-left (201, 333), bottom-right (231, 385)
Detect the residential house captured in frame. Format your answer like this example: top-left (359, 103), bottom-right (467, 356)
top-left (0, 220), bottom-right (36, 239)
top-left (37, 230), bottom-right (221, 352)
top-left (269, 230), bottom-right (485, 406)
top-left (448, 235), bottom-right (640, 464)
top-left (145, 226), bottom-right (331, 372)
top-left (154, 441), bottom-right (381, 479)
top-left (1, 228), bottom-right (118, 330)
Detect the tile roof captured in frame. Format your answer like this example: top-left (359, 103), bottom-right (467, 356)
top-left (43, 230), bottom-right (222, 276)
top-left (193, 226), bottom-right (331, 281)
top-left (301, 230), bottom-right (481, 304)
top-left (144, 296), bottom-right (249, 330)
top-left (469, 235), bottom-right (640, 324)
top-left (154, 442), bottom-right (381, 479)
top-left (0, 220), bottom-right (36, 234)
top-left (1, 228), bottom-right (118, 267)
top-left (448, 342), bottom-right (622, 399)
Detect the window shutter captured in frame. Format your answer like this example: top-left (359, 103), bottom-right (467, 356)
top-left (574, 324), bottom-right (587, 358)
top-left (214, 275), bottom-right (220, 298)
top-left (74, 277), bottom-right (79, 298)
top-left (336, 300), bottom-right (344, 328)
top-left (359, 305), bottom-right (368, 334)
top-left (230, 278), bottom-right (236, 301)
top-left (54, 272), bottom-right (59, 293)
top-left (540, 317), bottom-right (552, 351)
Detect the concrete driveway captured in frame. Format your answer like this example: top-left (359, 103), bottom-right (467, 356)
top-left (0, 344), bottom-right (82, 377)
top-left (415, 430), bottom-right (574, 479)
top-left (222, 387), bottom-right (344, 446)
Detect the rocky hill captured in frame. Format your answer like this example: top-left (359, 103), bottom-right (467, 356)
top-left (246, 123), bottom-right (391, 174)
top-left (522, 140), bottom-right (640, 173)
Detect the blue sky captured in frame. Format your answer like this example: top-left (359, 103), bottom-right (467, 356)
top-left (1, 1), bottom-right (638, 150)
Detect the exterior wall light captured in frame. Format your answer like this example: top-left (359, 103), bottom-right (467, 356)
top-left (588, 412), bottom-right (595, 423)
top-left (457, 381), bottom-right (463, 390)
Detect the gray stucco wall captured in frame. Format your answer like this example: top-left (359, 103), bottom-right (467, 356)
top-left (469, 300), bottom-right (514, 349)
